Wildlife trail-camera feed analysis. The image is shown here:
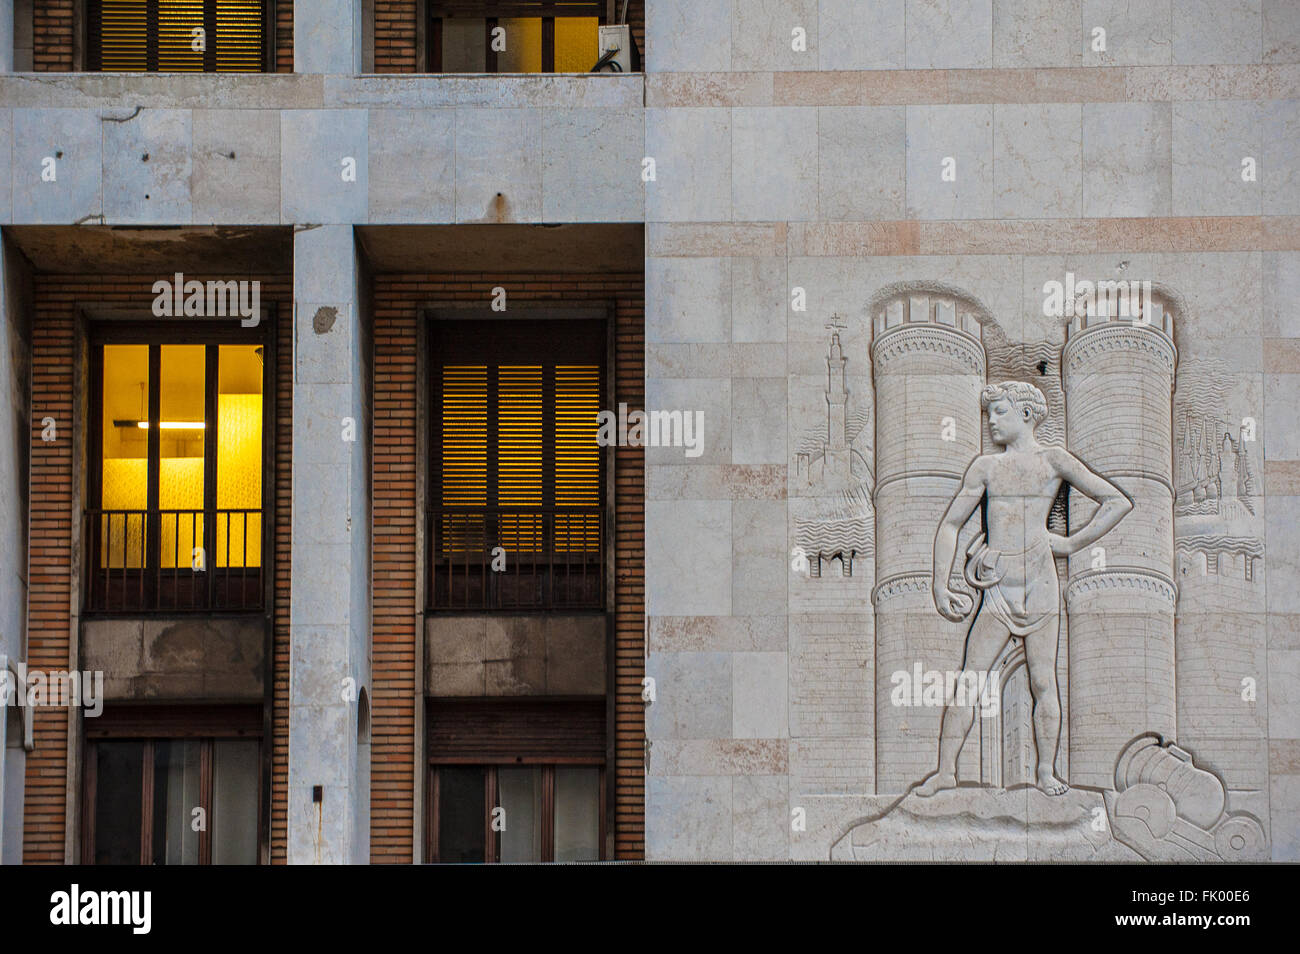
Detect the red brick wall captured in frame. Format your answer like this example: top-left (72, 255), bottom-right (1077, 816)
top-left (23, 274), bottom-right (292, 864)
top-left (276, 1), bottom-right (295, 73)
top-left (33, 0), bottom-right (74, 71)
top-left (375, 0), bottom-right (418, 72)
top-left (370, 272), bottom-right (644, 862)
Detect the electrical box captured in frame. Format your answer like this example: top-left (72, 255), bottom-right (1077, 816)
top-left (597, 25), bottom-right (631, 72)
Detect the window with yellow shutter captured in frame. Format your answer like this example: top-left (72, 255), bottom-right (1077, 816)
top-left (87, 0), bottom-right (272, 72)
top-left (429, 316), bottom-right (606, 611)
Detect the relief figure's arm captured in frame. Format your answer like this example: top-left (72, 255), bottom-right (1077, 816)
top-left (1047, 448), bottom-right (1134, 556)
top-left (932, 459), bottom-right (986, 620)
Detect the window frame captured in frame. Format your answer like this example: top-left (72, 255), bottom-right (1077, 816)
top-left (81, 704), bottom-right (264, 865)
top-left (85, 0), bottom-right (277, 73)
top-left (426, 0), bottom-right (609, 73)
top-left (85, 319), bottom-right (274, 614)
top-left (427, 763), bottom-right (606, 863)
top-left (424, 306), bottom-right (613, 613)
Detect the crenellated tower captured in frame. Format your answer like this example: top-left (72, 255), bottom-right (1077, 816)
top-left (1061, 296), bottom-right (1178, 788)
top-left (870, 288), bottom-right (987, 793)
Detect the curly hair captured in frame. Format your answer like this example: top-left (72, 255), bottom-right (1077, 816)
top-left (980, 380), bottom-right (1048, 427)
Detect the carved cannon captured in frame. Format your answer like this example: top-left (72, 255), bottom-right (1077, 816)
top-left (1105, 734), bottom-right (1267, 862)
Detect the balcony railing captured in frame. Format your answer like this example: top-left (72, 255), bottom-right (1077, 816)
top-left (428, 507), bottom-right (603, 611)
top-left (84, 509), bottom-right (264, 614)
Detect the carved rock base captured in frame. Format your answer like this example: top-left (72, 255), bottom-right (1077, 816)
top-left (829, 786), bottom-right (1142, 862)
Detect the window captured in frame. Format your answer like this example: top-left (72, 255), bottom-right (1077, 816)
top-left (430, 766), bottom-right (603, 862)
top-left (427, 699), bottom-right (605, 862)
top-left (428, 1), bottom-right (621, 73)
top-left (87, 331), bottom-right (267, 613)
top-left (83, 732), bottom-right (260, 865)
top-left (429, 317), bottom-right (605, 610)
top-left (87, 0), bottom-right (272, 72)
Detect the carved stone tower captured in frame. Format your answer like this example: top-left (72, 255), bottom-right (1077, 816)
top-left (871, 288), bottom-right (987, 793)
top-left (824, 331), bottom-right (852, 486)
top-left (1062, 298), bottom-right (1178, 788)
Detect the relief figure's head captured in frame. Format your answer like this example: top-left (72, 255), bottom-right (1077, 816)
top-left (981, 381), bottom-right (1047, 445)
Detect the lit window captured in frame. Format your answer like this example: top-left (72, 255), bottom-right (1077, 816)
top-left (88, 0), bottom-right (270, 72)
top-left (91, 337), bottom-right (266, 612)
top-left (428, 2), bottom-right (610, 73)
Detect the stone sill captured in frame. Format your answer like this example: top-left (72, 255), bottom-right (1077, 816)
top-left (0, 72), bottom-right (644, 111)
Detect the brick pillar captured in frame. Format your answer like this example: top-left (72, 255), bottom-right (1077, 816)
top-left (1063, 305), bottom-right (1177, 788)
top-left (289, 226), bottom-right (371, 864)
top-left (871, 293), bottom-right (986, 794)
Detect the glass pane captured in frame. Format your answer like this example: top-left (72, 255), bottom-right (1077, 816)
top-left (437, 767), bottom-right (485, 863)
top-left (497, 18), bottom-right (542, 72)
top-left (152, 739), bottom-right (201, 865)
top-left (554, 18), bottom-right (599, 72)
top-left (159, 345), bottom-right (206, 569)
top-left (212, 740), bottom-right (259, 865)
top-left (93, 742), bottom-right (144, 865)
top-left (101, 344), bottom-right (150, 569)
top-left (216, 345), bottom-right (263, 568)
top-left (497, 766), bottom-right (541, 863)
top-left (441, 18), bottom-right (487, 72)
top-left (554, 767), bottom-right (600, 862)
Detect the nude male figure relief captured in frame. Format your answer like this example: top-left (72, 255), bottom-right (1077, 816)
top-left (916, 381), bottom-right (1133, 797)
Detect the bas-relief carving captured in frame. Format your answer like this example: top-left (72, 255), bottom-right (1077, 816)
top-left (1172, 356), bottom-right (1265, 582)
top-left (793, 315), bottom-right (873, 578)
top-left (919, 380), bottom-right (1132, 798)
top-left (810, 278), bottom-right (1271, 862)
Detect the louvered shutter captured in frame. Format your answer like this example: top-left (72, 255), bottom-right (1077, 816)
top-left (432, 317), bottom-right (604, 559)
top-left (89, 0), bottom-right (268, 72)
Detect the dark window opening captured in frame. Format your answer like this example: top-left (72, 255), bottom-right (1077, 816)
top-left (428, 317), bottom-right (605, 611)
top-left (83, 736), bottom-right (261, 865)
top-left (87, 0), bottom-right (274, 72)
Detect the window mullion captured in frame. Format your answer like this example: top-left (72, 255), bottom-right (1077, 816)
top-left (145, 344), bottom-right (162, 599)
top-left (199, 739), bottom-right (214, 864)
top-left (146, 0), bottom-right (160, 71)
top-left (541, 765), bottom-right (555, 862)
top-left (204, 0), bottom-right (219, 72)
top-left (204, 345), bottom-right (218, 608)
top-left (485, 767), bottom-right (498, 863)
top-left (140, 740), bottom-right (156, 865)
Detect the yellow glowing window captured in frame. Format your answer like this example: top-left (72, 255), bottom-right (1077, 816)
top-left (429, 3), bottom-right (602, 73)
top-left (97, 341), bottom-right (264, 572)
top-left (89, 0), bottom-right (269, 72)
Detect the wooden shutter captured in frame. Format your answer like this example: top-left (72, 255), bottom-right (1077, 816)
top-left (432, 318), bottom-right (604, 517)
top-left (427, 699), bottom-right (606, 763)
top-left (89, 0), bottom-right (268, 72)
top-left (215, 0), bottom-right (266, 71)
top-left (90, 0), bottom-right (150, 71)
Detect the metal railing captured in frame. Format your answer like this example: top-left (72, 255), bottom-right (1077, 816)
top-left (428, 507), bottom-right (604, 611)
top-left (84, 509), bottom-right (264, 613)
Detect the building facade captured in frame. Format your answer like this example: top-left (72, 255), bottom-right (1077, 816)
top-left (0, 0), bottom-right (1297, 864)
